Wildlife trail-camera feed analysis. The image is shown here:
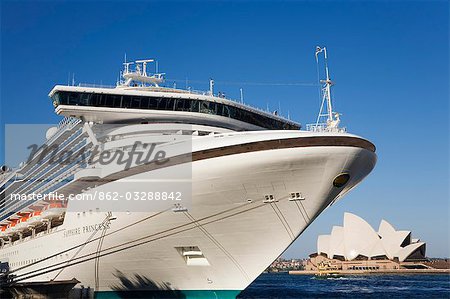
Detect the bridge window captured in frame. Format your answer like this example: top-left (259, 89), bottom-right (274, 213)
top-left (209, 102), bottom-right (217, 114)
top-left (105, 95), bottom-right (113, 107)
top-left (148, 97), bottom-right (158, 109)
top-left (141, 97), bottom-right (149, 109)
top-left (190, 100), bottom-right (200, 112)
top-left (200, 101), bottom-right (209, 114)
top-left (68, 93), bottom-right (79, 105)
top-left (79, 93), bottom-right (90, 106)
top-left (222, 105), bottom-right (231, 118)
top-left (216, 103), bottom-right (224, 116)
top-left (51, 91), bottom-right (300, 130)
top-left (156, 98), bottom-right (166, 110)
top-left (131, 96), bottom-right (141, 109)
top-left (175, 99), bottom-right (187, 111)
top-left (122, 96), bottom-right (131, 108)
top-left (166, 98), bottom-right (175, 110)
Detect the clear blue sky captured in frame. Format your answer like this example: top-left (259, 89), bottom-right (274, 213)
top-left (1, 1), bottom-right (448, 258)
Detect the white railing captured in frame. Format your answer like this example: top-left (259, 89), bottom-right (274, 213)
top-left (78, 83), bottom-right (116, 89)
top-left (57, 116), bottom-right (81, 129)
top-left (306, 123), bottom-right (346, 133)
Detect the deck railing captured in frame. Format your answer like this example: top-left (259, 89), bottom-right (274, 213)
top-left (306, 123), bottom-right (346, 133)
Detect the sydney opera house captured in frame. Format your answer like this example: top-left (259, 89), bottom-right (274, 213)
top-left (306, 213), bottom-right (427, 271)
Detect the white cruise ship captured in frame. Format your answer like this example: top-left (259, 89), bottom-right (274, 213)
top-left (0, 52), bottom-right (376, 298)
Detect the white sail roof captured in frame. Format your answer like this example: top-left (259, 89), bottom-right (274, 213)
top-left (343, 213), bottom-right (382, 259)
top-left (317, 212), bottom-right (426, 262)
top-left (329, 226), bottom-right (345, 259)
top-left (378, 219), bottom-right (412, 259)
top-left (317, 235), bottom-right (330, 256)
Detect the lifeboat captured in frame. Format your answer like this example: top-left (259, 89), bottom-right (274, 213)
top-left (14, 214), bottom-right (32, 232)
top-left (41, 202), bottom-right (66, 220)
top-left (27, 210), bottom-right (43, 227)
top-left (5, 219), bottom-right (19, 236)
top-left (0, 225), bottom-right (7, 238)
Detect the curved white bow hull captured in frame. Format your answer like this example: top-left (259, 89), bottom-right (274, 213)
top-left (1, 132), bottom-right (376, 296)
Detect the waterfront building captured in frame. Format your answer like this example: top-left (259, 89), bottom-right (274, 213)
top-left (306, 213), bottom-right (427, 271)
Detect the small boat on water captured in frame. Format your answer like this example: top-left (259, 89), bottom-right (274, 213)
top-left (315, 270), bottom-right (343, 278)
top-left (315, 261), bottom-right (343, 278)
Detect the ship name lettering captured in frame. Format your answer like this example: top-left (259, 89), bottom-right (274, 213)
top-left (64, 227), bottom-right (81, 237)
top-left (83, 223), bottom-right (110, 234)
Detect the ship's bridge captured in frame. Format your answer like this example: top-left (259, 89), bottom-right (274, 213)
top-left (49, 85), bottom-right (301, 131)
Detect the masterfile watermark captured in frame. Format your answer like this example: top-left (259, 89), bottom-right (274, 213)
top-left (9, 191), bottom-right (184, 202)
top-left (4, 123), bottom-right (194, 212)
top-left (26, 140), bottom-right (169, 171)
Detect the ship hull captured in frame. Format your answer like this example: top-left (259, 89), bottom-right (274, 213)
top-left (1, 134), bottom-right (376, 296)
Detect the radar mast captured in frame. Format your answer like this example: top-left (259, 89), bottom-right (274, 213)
top-left (308, 46), bottom-right (344, 132)
top-left (118, 59), bottom-right (165, 87)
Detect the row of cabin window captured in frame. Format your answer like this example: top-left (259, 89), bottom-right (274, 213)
top-left (54, 92), bottom-right (299, 130)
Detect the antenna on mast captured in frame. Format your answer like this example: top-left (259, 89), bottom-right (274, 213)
top-left (119, 58), bottom-right (165, 87)
top-left (308, 46), bottom-right (344, 132)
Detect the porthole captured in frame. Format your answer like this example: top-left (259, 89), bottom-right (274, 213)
top-left (333, 173), bottom-right (350, 188)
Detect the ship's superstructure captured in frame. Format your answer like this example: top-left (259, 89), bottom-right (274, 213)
top-left (0, 51), bottom-right (376, 298)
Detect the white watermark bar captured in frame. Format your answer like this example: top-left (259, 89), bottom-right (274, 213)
top-left (3, 123), bottom-right (194, 213)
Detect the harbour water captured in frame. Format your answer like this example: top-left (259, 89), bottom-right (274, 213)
top-left (238, 273), bottom-right (450, 298)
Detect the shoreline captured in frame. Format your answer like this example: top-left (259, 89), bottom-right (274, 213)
top-left (289, 269), bottom-right (450, 275)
